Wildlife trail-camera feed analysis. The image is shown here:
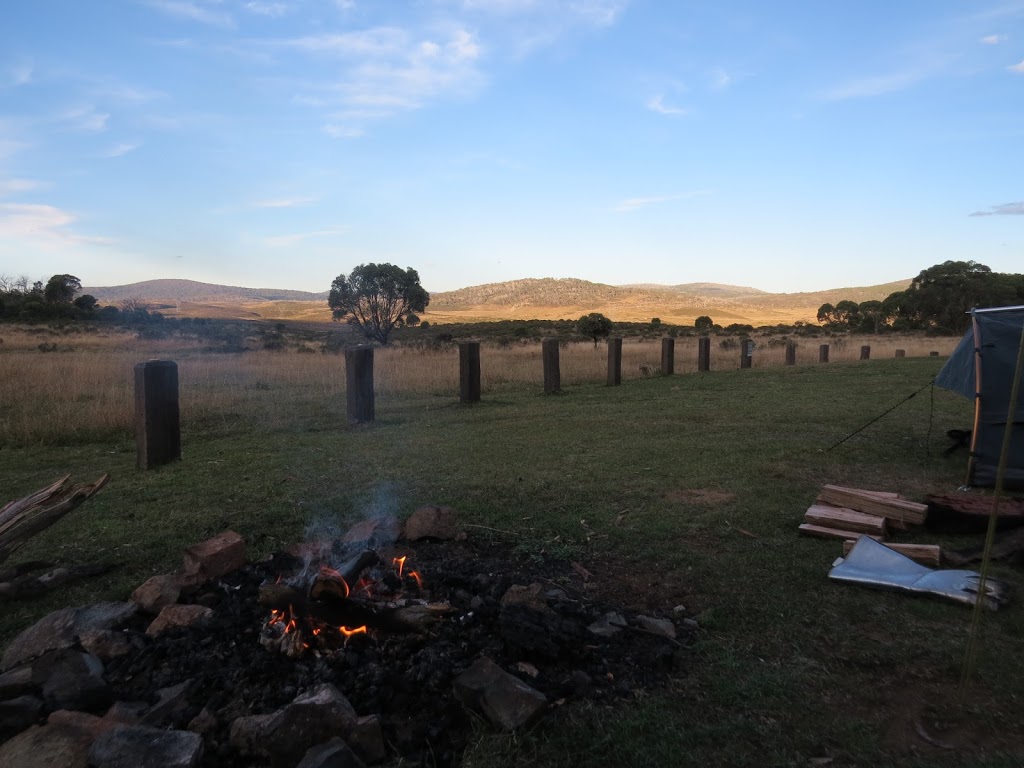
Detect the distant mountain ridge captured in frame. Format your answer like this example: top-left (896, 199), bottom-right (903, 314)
top-left (82, 275), bottom-right (912, 326)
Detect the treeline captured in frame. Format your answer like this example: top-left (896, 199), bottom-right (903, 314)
top-left (818, 261), bottom-right (1024, 334)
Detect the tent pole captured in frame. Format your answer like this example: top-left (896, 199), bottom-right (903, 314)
top-left (965, 314), bottom-right (983, 487)
top-left (960, 318), bottom-right (1024, 694)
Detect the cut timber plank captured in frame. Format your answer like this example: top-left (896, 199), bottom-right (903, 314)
top-left (818, 485), bottom-right (927, 526)
top-left (804, 505), bottom-right (887, 536)
top-left (798, 524), bottom-right (883, 542)
top-left (815, 496), bottom-right (909, 530)
top-left (842, 540), bottom-right (941, 568)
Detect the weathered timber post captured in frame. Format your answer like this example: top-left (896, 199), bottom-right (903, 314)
top-left (697, 337), bottom-right (711, 372)
top-left (459, 341), bottom-right (481, 403)
top-left (819, 344), bottom-right (830, 363)
top-left (345, 347), bottom-right (375, 424)
top-left (895, 349), bottom-right (906, 358)
top-left (860, 345), bottom-right (871, 360)
top-left (930, 351), bottom-right (939, 357)
top-left (607, 338), bottom-right (622, 386)
top-left (740, 339), bottom-right (753, 369)
top-left (134, 360), bottom-right (181, 470)
top-left (661, 338), bottom-right (675, 376)
top-left (542, 339), bottom-right (560, 394)
top-left (785, 342), bottom-right (797, 366)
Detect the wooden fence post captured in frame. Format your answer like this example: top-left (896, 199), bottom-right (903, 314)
top-left (930, 351), bottom-right (939, 357)
top-left (661, 338), bottom-right (675, 376)
top-left (785, 342), bottom-right (797, 366)
top-left (698, 337), bottom-right (711, 372)
top-left (542, 339), bottom-right (560, 394)
top-left (895, 349), bottom-right (906, 358)
top-left (819, 344), bottom-right (829, 363)
top-left (740, 339), bottom-right (753, 369)
top-left (134, 360), bottom-right (181, 470)
top-left (607, 338), bottom-right (622, 386)
top-left (345, 347), bottom-right (375, 424)
top-left (459, 341), bottom-right (481, 403)
top-left (860, 345), bottom-right (871, 360)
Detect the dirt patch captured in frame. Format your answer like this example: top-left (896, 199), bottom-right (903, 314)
top-left (664, 488), bottom-right (737, 505)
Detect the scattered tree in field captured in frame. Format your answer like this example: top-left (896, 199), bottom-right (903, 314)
top-left (577, 312), bottom-right (613, 347)
top-left (43, 274), bottom-right (81, 304)
top-left (816, 303), bottom-right (835, 324)
top-left (694, 315), bottom-right (714, 332)
top-left (650, 317), bottom-right (661, 327)
top-left (328, 263), bottom-right (430, 345)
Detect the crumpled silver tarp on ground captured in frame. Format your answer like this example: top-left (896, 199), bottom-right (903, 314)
top-left (828, 537), bottom-right (1011, 610)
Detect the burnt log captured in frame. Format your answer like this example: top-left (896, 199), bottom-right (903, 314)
top-left (258, 583), bottom-right (449, 632)
top-left (0, 563), bottom-right (115, 602)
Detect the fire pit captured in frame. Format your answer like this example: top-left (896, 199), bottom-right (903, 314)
top-left (0, 508), bottom-right (689, 767)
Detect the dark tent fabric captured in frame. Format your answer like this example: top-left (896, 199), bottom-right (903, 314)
top-left (935, 306), bottom-right (1024, 489)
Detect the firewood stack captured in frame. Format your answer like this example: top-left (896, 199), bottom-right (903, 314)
top-left (798, 485), bottom-right (941, 567)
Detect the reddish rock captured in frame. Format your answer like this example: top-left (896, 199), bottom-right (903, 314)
top-left (179, 531), bottom-right (246, 587)
top-left (47, 709), bottom-right (120, 740)
top-left (347, 715), bottom-right (385, 764)
top-left (500, 584), bottom-right (549, 612)
top-left (79, 629), bottom-right (137, 661)
top-left (131, 575), bottom-right (181, 613)
top-left (403, 506), bottom-right (461, 541)
top-left (453, 657), bottom-right (547, 731)
top-left (146, 605), bottom-right (213, 637)
top-left (103, 701), bottom-right (147, 726)
top-left (0, 723), bottom-right (92, 768)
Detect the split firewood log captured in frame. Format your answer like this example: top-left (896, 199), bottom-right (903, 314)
top-left (0, 562), bottom-right (115, 602)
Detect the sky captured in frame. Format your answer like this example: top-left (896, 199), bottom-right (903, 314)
top-left (0, 1), bottom-right (1022, 295)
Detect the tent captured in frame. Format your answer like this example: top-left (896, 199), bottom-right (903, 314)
top-left (935, 306), bottom-right (1024, 489)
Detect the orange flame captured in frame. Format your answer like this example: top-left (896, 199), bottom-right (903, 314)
top-left (393, 556), bottom-right (407, 578)
top-left (408, 570), bottom-right (423, 590)
top-left (318, 565), bottom-right (350, 597)
top-left (339, 625), bottom-right (368, 638)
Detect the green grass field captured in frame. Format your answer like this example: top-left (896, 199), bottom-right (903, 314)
top-left (2, 356), bottom-right (1022, 767)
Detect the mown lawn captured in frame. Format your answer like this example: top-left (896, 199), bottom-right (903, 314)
top-left (2, 357), bottom-right (1022, 767)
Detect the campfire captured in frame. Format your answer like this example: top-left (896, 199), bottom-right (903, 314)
top-left (259, 548), bottom-right (448, 657)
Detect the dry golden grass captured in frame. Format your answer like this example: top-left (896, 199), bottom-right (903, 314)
top-left (0, 328), bottom-right (958, 446)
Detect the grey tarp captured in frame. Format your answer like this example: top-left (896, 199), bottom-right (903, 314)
top-left (935, 307), bottom-right (1024, 489)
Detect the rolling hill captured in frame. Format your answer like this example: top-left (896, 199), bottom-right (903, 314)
top-left (82, 276), bottom-right (911, 327)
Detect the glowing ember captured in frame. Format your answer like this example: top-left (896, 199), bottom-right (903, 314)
top-left (339, 625), bottom-right (368, 638)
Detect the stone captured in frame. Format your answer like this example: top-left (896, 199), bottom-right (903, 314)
top-left (130, 575), bottom-right (181, 613)
top-left (146, 604), bottom-right (213, 636)
top-left (0, 665), bottom-right (35, 699)
top-left (0, 694), bottom-right (43, 738)
top-left (347, 715), bottom-right (385, 764)
top-left (47, 709), bottom-right (119, 740)
top-left (635, 615), bottom-right (677, 639)
top-left (453, 657), bottom-right (547, 731)
top-left (32, 649), bottom-right (111, 713)
top-left (231, 684), bottom-right (358, 768)
top-left (403, 505), bottom-right (461, 541)
top-left (186, 706), bottom-right (218, 735)
top-left (103, 701), bottom-right (147, 725)
top-left (179, 530), bottom-right (246, 588)
top-left (88, 725), bottom-right (203, 768)
top-left (0, 723), bottom-right (91, 768)
top-left (1, 602), bottom-right (138, 670)
top-left (500, 583), bottom-right (549, 612)
top-left (587, 612), bottom-right (626, 638)
top-left (681, 617), bottom-right (700, 630)
top-left (79, 629), bottom-right (137, 661)
top-left (143, 680), bottom-right (192, 727)
top-left (296, 737), bottom-right (366, 768)
top-left (342, 518), bottom-right (399, 547)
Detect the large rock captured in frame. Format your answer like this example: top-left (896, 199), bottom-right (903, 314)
top-left (32, 649), bottom-right (111, 713)
top-left (403, 505), bottom-right (461, 541)
top-left (342, 518), bottom-right (399, 548)
top-left (453, 657), bottom-right (547, 731)
top-left (79, 629), bottom-right (138, 661)
top-left (179, 531), bottom-right (246, 588)
top-left (145, 604), bottom-right (213, 636)
top-left (0, 722), bottom-right (92, 767)
top-left (48, 709), bottom-right (120, 740)
top-left (0, 665), bottom-right (35, 699)
top-left (296, 737), bottom-right (366, 768)
top-left (0, 695), bottom-right (43, 738)
top-left (347, 715), bottom-right (385, 764)
top-left (88, 725), bottom-right (203, 768)
top-left (131, 575), bottom-right (181, 613)
top-left (1, 602), bottom-right (138, 670)
top-left (635, 615), bottom-right (676, 639)
top-left (142, 680), bottom-right (192, 727)
top-left (500, 583), bottom-right (549, 612)
top-left (231, 684), bottom-right (358, 768)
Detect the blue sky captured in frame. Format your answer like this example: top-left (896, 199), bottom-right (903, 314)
top-left (0, 1), bottom-right (1022, 294)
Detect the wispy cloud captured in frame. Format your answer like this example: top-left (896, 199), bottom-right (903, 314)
top-left (264, 229), bottom-right (345, 247)
top-left (710, 68), bottom-right (734, 90)
top-left (253, 196), bottom-right (314, 208)
top-left (970, 201), bottom-right (1024, 216)
top-left (0, 178), bottom-right (42, 195)
top-left (980, 34), bottom-right (1007, 44)
top-left (147, 0), bottom-right (234, 28)
top-left (1010, 59), bottom-right (1024, 72)
top-left (646, 94), bottom-right (687, 115)
top-left (821, 66), bottom-right (934, 101)
top-left (60, 106), bottom-right (110, 132)
top-left (323, 124), bottom-right (365, 138)
top-left (462, 0), bottom-right (627, 25)
top-left (103, 142), bottom-right (141, 158)
top-left (244, 2), bottom-right (289, 17)
top-left (10, 63), bottom-right (33, 87)
top-left (0, 203), bottom-right (112, 247)
top-left (612, 195), bottom-right (677, 213)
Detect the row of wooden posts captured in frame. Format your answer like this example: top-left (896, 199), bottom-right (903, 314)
top-left (133, 341), bottom-right (942, 470)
